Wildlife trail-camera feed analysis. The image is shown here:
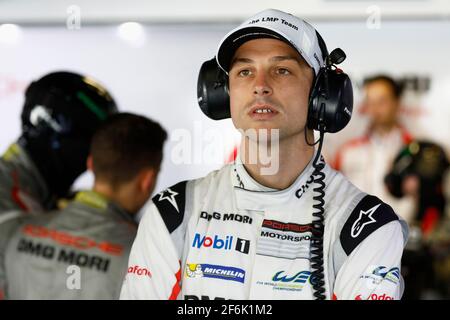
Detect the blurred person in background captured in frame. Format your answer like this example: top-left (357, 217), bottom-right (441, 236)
top-left (334, 75), bottom-right (415, 223)
top-left (385, 140), bottom-right (450, 299)
top-left (0, 113), bottom-right (167, 299)
top-left (0, 71), bottom-right (117, 217)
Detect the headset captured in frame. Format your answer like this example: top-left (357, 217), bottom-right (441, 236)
top-left (197, 31), bottom-right (353, 134)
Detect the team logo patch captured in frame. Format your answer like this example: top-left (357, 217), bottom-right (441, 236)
top-left (355, 293), bottom-right (395, 300)
top-left (372, 266), bottom-right (400, 284)
top-left (199, 211), bottom-right (253, 225)
top-left (185, 263), bottom-right (246, 283)
top-left (157, 188), bottom-right (179, 212)
top-left (191, 233), bottom-right (250, 255)
top-left (351, 203), bottom-right (380, 238)
top-left (152, 181), bottom-right (187, 233)
top-left (192, 233), bottom-right (233, 251)
top-left (257, 220), bottom-right (312, 260)
top-left (359, 265), bottom-right (401, 289)
top-left (127, 265), bottom-right (152, 277)
top-left (340, 195), bottom-right (399, 256)
top-left (256, 270), bottom-right (315, 292)
top-left (235, 238), bottom-right (250, 254)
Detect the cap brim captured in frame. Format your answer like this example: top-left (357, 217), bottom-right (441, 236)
top-left (217, 26), bottom-right (297, 73)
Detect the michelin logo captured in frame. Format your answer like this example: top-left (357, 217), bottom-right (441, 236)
top-left (185, 263), bottom-right (245, 283)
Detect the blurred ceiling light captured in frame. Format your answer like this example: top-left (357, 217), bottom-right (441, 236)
top-left (117, 22), bottom-right (146, 48)
top-left (0, 24), bottom-right (22, 46)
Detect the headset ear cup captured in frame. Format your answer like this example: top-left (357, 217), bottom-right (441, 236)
top-left (308, 69), bottom-right (353, 133)
top-left (331, 72), bottom-right (353, 133)
top-left (197, 58), bottom-right (231, 120)
top-left (307, 69), bottom-right (324, 132)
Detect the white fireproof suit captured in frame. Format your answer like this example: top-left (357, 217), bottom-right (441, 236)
top-left (120, 154), bottom-right (408, 300)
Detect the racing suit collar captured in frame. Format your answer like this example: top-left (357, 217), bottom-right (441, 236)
top-left (233, 150), bottom-right (318, 212)
top-left (73, 190), bottom-right (135, 223)
top-left (233, 152), bottom-right (276, 192)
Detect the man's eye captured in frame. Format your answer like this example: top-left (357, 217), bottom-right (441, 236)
top-left (276, 68), bottom-right (291, 75)
top-left (238, 69), bottom-right (251, 77)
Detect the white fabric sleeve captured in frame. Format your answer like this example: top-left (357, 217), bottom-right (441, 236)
top-left (120, 202), bottom-right (182, 300)
top-left (333, 221), bottom-right (406, 300)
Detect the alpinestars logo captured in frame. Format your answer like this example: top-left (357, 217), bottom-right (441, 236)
top-left (351, 203), bottom-right (381, 238)
top-left (157, 188), bottom-right (179, 212)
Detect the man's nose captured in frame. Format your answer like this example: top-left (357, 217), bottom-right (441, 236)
top-left (253, 72), bottom-right (272, 96)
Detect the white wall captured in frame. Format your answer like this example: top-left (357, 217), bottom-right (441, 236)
top-left (1, 0), bottom-right (450, 23)
top-left (1, 19), bottom-right (449, 199)
top-left (0, 24), bottom-right (241, 196)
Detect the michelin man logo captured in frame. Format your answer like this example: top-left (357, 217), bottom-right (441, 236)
top-left (185, 264), bottom-right (204, 278)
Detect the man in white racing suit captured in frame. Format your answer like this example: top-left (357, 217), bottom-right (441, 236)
top-left (120, 8), bottom-right (408, 300)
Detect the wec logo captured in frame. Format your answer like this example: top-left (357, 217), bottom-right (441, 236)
top-left (264, 270), bottom-right (316, 292)
top-left (272, 271), bottom-right (315, 285)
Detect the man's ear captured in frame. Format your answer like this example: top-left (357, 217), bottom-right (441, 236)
top-left (86, 155), bottom-right (94, 172)
top-left (140, 168), bottom-right (157, 194)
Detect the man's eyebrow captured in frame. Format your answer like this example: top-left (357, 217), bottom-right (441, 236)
top-left (230, 57), bottom-right (254, 67)
top-left (270, 55), bottom-right (302, 64)
top-left (230, 55), bottom-right (303, 68)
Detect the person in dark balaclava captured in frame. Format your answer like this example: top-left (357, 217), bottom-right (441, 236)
top-left (0, 71), bottom-right (118, 215)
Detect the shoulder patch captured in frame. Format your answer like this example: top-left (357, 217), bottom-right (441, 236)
top-left (152, 181), bottom-right (187, 233)
top-left (340, 195), bottom-right (398, 256)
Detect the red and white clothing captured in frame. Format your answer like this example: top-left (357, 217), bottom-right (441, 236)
top-left (334, 126), bottom-right (415, 223)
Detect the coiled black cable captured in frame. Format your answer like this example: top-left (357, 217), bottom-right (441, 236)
top-left (310, 129), bottom-right (326, 300)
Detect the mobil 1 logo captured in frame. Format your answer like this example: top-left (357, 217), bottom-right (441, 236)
top-left (235, 238), bottom-right (250, 254)
top-left (192, 233), bottom-right (251, 255)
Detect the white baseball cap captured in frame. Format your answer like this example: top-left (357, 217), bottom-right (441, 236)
top-left (216, 8), bottom-right (325, 75)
